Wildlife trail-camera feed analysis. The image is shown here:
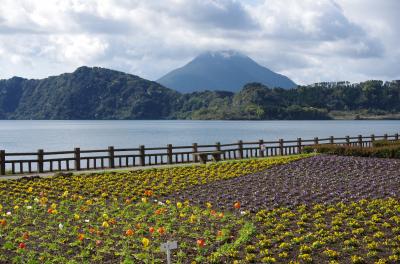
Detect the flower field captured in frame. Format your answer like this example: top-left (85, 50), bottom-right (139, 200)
top-left (1, 153), bottom-right (400, 263)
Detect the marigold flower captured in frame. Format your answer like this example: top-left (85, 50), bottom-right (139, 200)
top-left (234, 202), bottom-right (241, 209)
top-left (77, 233), bottom-right (85, 241)
top-left (0, 219), bottom-right (6, 227)
top-left (125, 229), bottom-right (134, 236)
top-left (22, 232), bottom-right (29, 240)
top-left (157, 227), bottom-right (165, 235)
top-left (102, 221), bottom-right (109, 228)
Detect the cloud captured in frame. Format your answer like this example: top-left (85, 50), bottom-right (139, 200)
top-left (0, 0), bottom-right (398, 84)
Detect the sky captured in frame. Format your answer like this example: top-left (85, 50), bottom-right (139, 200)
top-left (0, 0), bottom-right (399, 85)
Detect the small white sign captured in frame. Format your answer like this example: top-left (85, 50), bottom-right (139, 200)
top-left (160, 241), bottom-right (178, 264)
top-left (160, 241), bottom-right (178, 251)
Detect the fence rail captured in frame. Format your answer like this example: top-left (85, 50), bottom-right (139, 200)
top-left (0, 133), bottom-right (398, 175)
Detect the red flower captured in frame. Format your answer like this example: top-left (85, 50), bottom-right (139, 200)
top-left (149, 227), bottom-right (155, 234)
top-left (196, 239), bottom-right (206, 248)
top-left (19, 242), bottom-right (26, 249)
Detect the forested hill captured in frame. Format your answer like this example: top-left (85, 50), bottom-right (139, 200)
top-left (0, 67), bottom-right (399, 120)
top-left (0, 67), bottom-right (181, 119)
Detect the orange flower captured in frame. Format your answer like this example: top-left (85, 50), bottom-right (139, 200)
top-left (210, 210), bottom-right (217, 216)
top-left (0, 219), bottom-right (6, 227)
top-left (125, 229), bottom-right (134, 236)
top-left (109, 218), bottom-right (116, 225)
top-left (196, 239), bottom-right (206, 248)
top-left (217, 230), bottom-right (223, 237)
top-left (22, 232), bottom-right (29, 240)
top-left (144, 190), bottom-right (153, 197)
top-left (157, 227), bottom-right (166, 235)
top-left (149, 227), bottom-right (155, 234)
top-left (89, 228), bottom-right (96, 234)
top-left (234, 202), bottom-right (241, 209)
top-left (96, 240), bottom-right (102, 246)
top-left (47, 208), bottom-right (53, 214)
top-left (77, 233), bottom-right (85, 241)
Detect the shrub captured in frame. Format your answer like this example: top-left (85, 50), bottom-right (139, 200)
top-left (372, 139), bottom-right (400, 148)
top-left (303, 144), bottom-right (400, 159)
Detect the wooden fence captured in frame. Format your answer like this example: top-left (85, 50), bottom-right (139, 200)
top-left (0, 133), bottom-right (398, 175)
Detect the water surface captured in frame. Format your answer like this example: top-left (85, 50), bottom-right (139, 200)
top-left (0, 120), bottom-right (399, 152)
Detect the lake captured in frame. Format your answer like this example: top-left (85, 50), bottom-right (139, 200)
top-left (0, 120), bottom-right (399, 152)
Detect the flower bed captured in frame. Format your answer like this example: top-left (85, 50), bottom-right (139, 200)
top-left (164, 155), bottom-right (400, 212)
top-left (1, 154), bottom-right (400, 263)
top-left (0, 155), bottom-right (309, 263)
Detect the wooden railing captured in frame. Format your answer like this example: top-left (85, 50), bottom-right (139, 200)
top-left (0, 133), bottom-right (398, 175)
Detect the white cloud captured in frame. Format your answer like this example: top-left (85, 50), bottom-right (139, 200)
top-left (0, 0), bottom-right (398, 85)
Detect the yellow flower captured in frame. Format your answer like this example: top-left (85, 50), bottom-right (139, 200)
top-left (142, 237), bottom-right (150, 248)
top-left (141, 197), bottom-right (148, 203)
top-left (176, 202), bottom-right (183, 209)
top-left (189, 214), bottom-right (197, 223)
top-left (74, 214), bottom-right (80, 220)
top-left (206, 202), bottom-right (212, 208)
top-left (86, 200), bottom-right (93, 205)
top-left (102, 213), bottom-right (109, 220)
top-left (165, 200), bottom-right (171, 205)
top-left (102, 221), bottom-right (109, 228)
top-left (51, 203), bottom-right (57, 209)
top-left (27, 187), bottom-right (33, 193)
top-left (61, 191), bottom-right (69, 197)
top-left (14, 205), bottom-right (19, 210)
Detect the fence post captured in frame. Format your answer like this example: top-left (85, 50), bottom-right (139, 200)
top-left (216, 142), bottom-right (221, 152)
top-left (108, 146), bottom-right (115, 168)
top-left (139, 145), bottom-right (145, 166)
top-left (371, 134), bottom-right (375, 142)
top-left (74, 148), bottom-right (81, 171)
top-left (297, 138), bottom-right (302, 153)
top-left (192, 143), bottom-right (198, 162)
top-left (37, 149), bottom-right (44, 173)
top-left (0, 150), bottom-right (5, 175)
top-left (167, 144), bottom-right (173, 164)
top-left (314, 137), bottom-right (319, 145)
top-left (329, 136), bottom-right (334, 144)
top-left (279, 139), bottom-right (284, 155)
top-left (384, 134), bottom-right (388, 140)
top-left (395, 133), bottom-right (399, 141)
top-left (358, 135), bottom-right (363, 147)
top-left (346, 136), bottom-right (350, 146)
top-left (259, 139), bottom-right (265, 157)
top-left (238, 140), bottom-right (243, 159)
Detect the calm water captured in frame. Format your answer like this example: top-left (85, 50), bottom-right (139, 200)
top-left (0, 120), bottom-right (399, 152)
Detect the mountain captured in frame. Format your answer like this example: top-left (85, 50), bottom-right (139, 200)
top-left (0, 67), bottom-right (181, 119)
top-left (157, 50), bottom-right (297, 93)
top-left (1, 66), bottom-right (399, 120)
